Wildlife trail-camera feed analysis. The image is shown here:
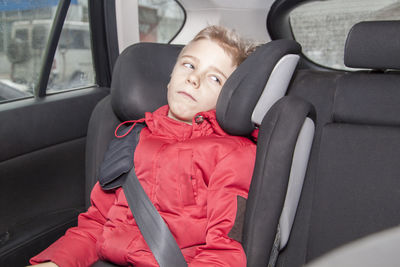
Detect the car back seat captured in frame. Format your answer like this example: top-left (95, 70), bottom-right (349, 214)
top-left (279, 20), bottom-right (400, 266)
top-left (85, 39), bottom-right (316, 266)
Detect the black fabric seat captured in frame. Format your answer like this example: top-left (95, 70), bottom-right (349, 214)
top-left (84, 39), bottom-right (315, 266)
top-left (279, 20), bottom-right (400, 266)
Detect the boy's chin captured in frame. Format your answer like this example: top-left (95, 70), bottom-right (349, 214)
top-left (167, 110), bottom-right (193, 125)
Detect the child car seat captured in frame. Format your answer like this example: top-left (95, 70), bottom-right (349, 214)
top-left (86, 39), bottom-right (315, 266)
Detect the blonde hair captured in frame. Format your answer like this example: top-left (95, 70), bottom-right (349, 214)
top-left (184, 25), bottom-right (255, 66)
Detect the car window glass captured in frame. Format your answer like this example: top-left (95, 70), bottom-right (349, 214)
top-left (290, 0), bottom-right (400, 70)
top-left (0, 0), bottom-right (95, 103)
top-left (15, 29), bottom-right (29, 41)
top-left (138, 0), bottom-right (185, 43)
top-left (32, 25), bottom-right (47, 49)
top-left (48, 0), bottom-right (94, 92)
top-left (0, 1), bottom-right (56, 102)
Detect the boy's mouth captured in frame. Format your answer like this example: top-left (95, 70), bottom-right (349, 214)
top-left (178, 91), bottom-right (197, 102)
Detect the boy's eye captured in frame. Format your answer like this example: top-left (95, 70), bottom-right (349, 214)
top-left (210, 75), bottom-right (221, 85)
top-left (183, 63), bottom-right (194, 69)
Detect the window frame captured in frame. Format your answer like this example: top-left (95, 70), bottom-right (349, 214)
top-left (89, 0), bottom-right (118, 88)
top-left (0, 0), bottom-right (101, 104)
top-left (267, 0), bottom-right (347, 71)
top-left (36, 0), bottom-right (71, 97)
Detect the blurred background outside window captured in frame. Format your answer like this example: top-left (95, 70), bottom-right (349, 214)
top-left (138, 0), bottom-right (185, 43)
top-left (290, 0), bottom-right (400, 70)
top-left (0, 0), bottom-right (94, 103)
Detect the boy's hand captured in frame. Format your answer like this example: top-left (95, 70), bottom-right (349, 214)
top-left (26, 262), bottom-right (59, 267)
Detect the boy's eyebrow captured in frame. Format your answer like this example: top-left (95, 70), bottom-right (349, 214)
top-left (180, 55), bottom-right (229, 80)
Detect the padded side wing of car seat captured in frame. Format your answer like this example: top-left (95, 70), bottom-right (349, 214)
top-left (243, 95), bottom-right (315, 267)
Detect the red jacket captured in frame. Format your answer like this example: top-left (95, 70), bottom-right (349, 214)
top-left (31, 105), bottom-right (256, 267)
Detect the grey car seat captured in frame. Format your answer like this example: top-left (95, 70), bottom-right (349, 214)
top-left (85, 39), bottom-right (315, 266)
top-left (280, 20), bottom-right (400, 267)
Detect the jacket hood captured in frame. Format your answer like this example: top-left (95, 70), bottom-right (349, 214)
top-left (144, 105), bottom-right (228, 141)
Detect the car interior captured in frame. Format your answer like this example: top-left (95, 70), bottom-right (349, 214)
top-left (0, 0), bottom-right (399, 266)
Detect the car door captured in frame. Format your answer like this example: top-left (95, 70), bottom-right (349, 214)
top-left (0, 1), bottom-right (115, 265)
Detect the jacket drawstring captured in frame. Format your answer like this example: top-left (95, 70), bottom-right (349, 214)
top-left (114, 118), bottom-right (146, 138)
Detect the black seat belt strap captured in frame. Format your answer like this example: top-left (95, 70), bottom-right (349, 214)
top-left (122, 168), bottom-right (188, 267)
top-left (99, 123), bottom-right (187, 267)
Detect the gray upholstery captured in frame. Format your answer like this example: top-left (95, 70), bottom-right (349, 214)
top-left (278, 117), bottom-right (314, 250)
top-left (307, 124), bottom-right (400, 260)
top-left (252, 54), bottom-right (300, 126)
top-left (279, 21), bottom-right (400, 267)
top-left (243, 96), bottom-right (315, 267)
top-left (344, 21), bottom-right (400, 70)
top-left (85, 96), bottom-right (120, 206)
top-left (217, 39), bottom-right (301, 136)
top-left (334, 73), bottom-right (400, 126)
top-left (111, 43), bottom-right (182, 121)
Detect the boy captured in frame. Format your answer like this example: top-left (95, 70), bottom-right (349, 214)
top-left (30, 25), bottom-right (256, 267)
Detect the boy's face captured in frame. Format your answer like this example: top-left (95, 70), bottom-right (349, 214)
top-left (167, 39), bottom-right (236, 124)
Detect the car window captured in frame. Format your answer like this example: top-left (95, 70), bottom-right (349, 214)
top-left (138, 0), bottom-right (185, 43)
top-left (32, 25), bottom-right (47, 49)
top-left (44, 1), bottom-right (95, 93)
top-left (0, 3), bottom-right (55, 102)
top-left (290, 0), bottom-right (400, 70)
top-left (0, 0), bottom-right (95, 103)
top-left (59, 29), bottom-right (90, 49)
top-left (15, 29), bottom-right (29, 41)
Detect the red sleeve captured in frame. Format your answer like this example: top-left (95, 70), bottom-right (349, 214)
top-left (190, 142), bottom-right (256, 267)
top-left (30, 182), bottom-right (115, 267)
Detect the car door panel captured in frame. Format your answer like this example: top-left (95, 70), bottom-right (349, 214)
top-left (0, 87), bottom-right (109, 266)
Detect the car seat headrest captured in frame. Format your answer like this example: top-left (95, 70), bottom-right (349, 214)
top-left (217, 39), bottom-right (301, 136)
top-left (344, 21), bottom-right (400, 70)
top-left (111, 40), bottom-right (301, 136)
top-left (111, 43), bottom-right (183, 121)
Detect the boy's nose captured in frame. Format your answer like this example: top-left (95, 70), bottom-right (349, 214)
top-left (187, 73), bottom-right (200, 89)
